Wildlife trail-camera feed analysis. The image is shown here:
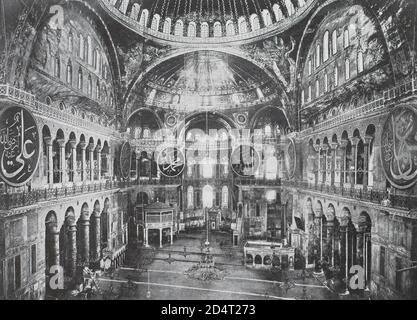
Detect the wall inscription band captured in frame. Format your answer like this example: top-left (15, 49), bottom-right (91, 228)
top-left (0, 106), bottom-right (40, 187)
top-left (381, 105), bottom-right (417, 189)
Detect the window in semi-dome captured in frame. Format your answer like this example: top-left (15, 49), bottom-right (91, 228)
top-left (175, 20), bottom-right (184, 36)
top-left (163, 18), bottom-right (171, 33)
top-left (332, 30), bottom-right (338, 54)
top-left (188, 22), bottom-right (196, 37)
top-left (214, 22), bottom-right (222, 37)
top-left (130, 3), bottom-right (141, 20)
top-left (139, 9), bottom-right (149, 27)
top-left (151, 14), bottom-right (161, 31)
top-left (201, 22), bottom-right (209, 38)
top-left (323, 31), bottom-right (329, 61)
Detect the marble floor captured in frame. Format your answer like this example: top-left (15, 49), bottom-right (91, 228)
top-left (93, 231), bottom-right (339, 300)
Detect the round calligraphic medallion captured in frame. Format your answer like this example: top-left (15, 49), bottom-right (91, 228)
top-left (381, 105), bottom-right (417, 189)
top-left (157, 146), bottom-right (185, 177)
top-left (285, 138), bottom-right (296, 178)
top-left (0, 106), bottom-right (40, 187)
top-left (119, 142), bottom-right (131, 179)
top-left (230, 144), bottom-right (260, 177)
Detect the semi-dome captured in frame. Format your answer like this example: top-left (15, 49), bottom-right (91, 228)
top-left (138, 51), bottom-right (278, 111)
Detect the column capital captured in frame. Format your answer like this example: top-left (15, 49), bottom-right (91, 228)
top-left (313, 143), bottom-right (321, 153)
top-left (44, 136), bottom-right (52, 146)
top-left (95, 145), bottom-right (103, 153)
top-left (88, 143), bottom-right (95, 152)
top-left (321, 143), bottom-right (329, 151)
top-left (69, 139), bottom-right (77, 149)
top-left (79, 141), bottom-right (87, 150)
top-left (57, 138), bottom-right (66, 148)
top-left (330, 142), bottom-right (339, 150)
top-left (364, 135), bottom-right (373, 145)
top-left (340, 139), bottom-right (348, 148)
top-left (351, 137), bottom-right (361, 146)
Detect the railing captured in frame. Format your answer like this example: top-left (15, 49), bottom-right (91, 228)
top-left (99, 0), bottom-right (316, 46)
top-left (282, 180), bottom-right (417, 211)
top-left (234, 177), bottom-right (282, 186)
top-left (0, 84), bottom-right (117, 137)
top-left (0, 178), bottom-right (181, 210)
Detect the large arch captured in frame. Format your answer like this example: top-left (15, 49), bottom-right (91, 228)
top-left (122, 48), bottom-right (291, 119)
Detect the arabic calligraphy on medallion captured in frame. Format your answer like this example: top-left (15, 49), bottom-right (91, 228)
top-left (381, 105), bottom-right (417, 189)
top-left (0, 106), bottom-right (40, 186)
top-left (119, 142), bottom-right (131, 179)
top-left (285, 138), bottom-right (296, 179)
top-left (157, 146), bottom-right (185, 177)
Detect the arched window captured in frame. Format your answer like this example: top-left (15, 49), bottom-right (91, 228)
top-left (86, 36), bottom-right (92, 65)
top-left (187, 22), bottom-right (196, 37)
top-left (344, 28), bottom-right (349, 48)
top-left (256, 88), bottom-right (264, 99)
top-left (301, 89), bottom-right (305, 104)
top-left (250, 14), bottom-right (260, 31)
top-left (54, 55), bottom-right (60, 78)
top-left (315, 79), bottom-right (320, 98)
top-left (261, 9), bottom-right (272, 26)
top-left (308, 58), bottom-right (312, 75)
top-left (96, 79), bottom-right (100, 100)
top-left (334, 66), bottom-right (338, 87)
top-left (226, 20), bottom-right (235, 36)
top-left (187, 186), bottom-right (194, 208)
top-left (88, 75), bottom-right (92, 97)
top-left (200, 22), bottom-right (209, 38)
top-left (79, 34), bottom-right (85, 59)
top-left (238, 17), bottom-right (248, 34)
top-left (285, 0), bottom-right (295, 16)
top-left (78, 68), bottom-right (83, 90)
top-left (68, 32), bottom-right (73, 53)
top-left (93, 49), bottom-right (100, 71)
top-left (66, 60), bottom-right (72, 84)
top-left (345, 58), bottom-right (350, 80)
top-left (213, 22), bottom-right (222, 37)
top-left (174, 20), bottom-right (184, 36)
top-left (264, 125), bottom-right (272, 137)
top-left (151, 14), bottom-right (161, 31)
top-left (357, 51), bottom-right (364, 73)
top-left (143, 128), bottom-right (150, 139)
top-left (324, 73), bottom-right (328, 92)
top-left (119, 0), bottom-right (129, 14)
top-left (316, 44), bottom-right (321, 68)
top-left (308, 85), bottom-right (312, 102)
top-left (221, 186), bottom-right (228, 208)
top-left (332, 30), bottom-right (337, 55)
top-left (323, 31), bottom-right (329, 62)
top-left (163, 18), bottom-right (172, 34)
top-left (273, 4), bottom-right (283, 21)
top-left (130, 3), bottom-right (141, 20)
top-left (139, 9), bottom-right (149, 27)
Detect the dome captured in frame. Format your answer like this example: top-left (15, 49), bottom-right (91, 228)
top-left (102, 0), bottom-right (310, 43)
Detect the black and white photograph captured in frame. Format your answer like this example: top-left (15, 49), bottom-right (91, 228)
top-left (0, 0), bottom-right (416, 305)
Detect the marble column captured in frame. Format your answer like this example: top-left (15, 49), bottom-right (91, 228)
top-left (170, 227), bottom-right (173, 245)
top-left (91, 211), bottom-right (101, 262)
top-left (314, 205), bottom-right (323, 265)
top-left (69, 140), bottom-right (77, 183)
top-left (330, 143), bottom-right (338, 187)
top-left (159, 228), bottom-right (163, 248)
top-left (80, 215), bottom-right (90, 264)
top-left (322, 143), bottom-right (329, 185)
top-left (88, 143), bottom-right (95, 181)
top-left (339, 139), bottom-right (348, 187)
top-left (314, 143), bottom-right (321, 185)
top-left (67, 222), bottom-right (77, 277)
top-left (326, 220), bottom-right (334, 265)
top-left (46, 224), bottom-right (60, 270)
top-left (96, 145), bottom-right (102, 182)
top-left (363, 136), bottom-right (372, 189)
top-left (57, 139), bottom-right (66, 184)
top-left (80, 142), bottom-right (87, 182)
top-left (351, 137), bottom-right (360, 186)
top-left (45, 137), bottom-right (53, 187)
